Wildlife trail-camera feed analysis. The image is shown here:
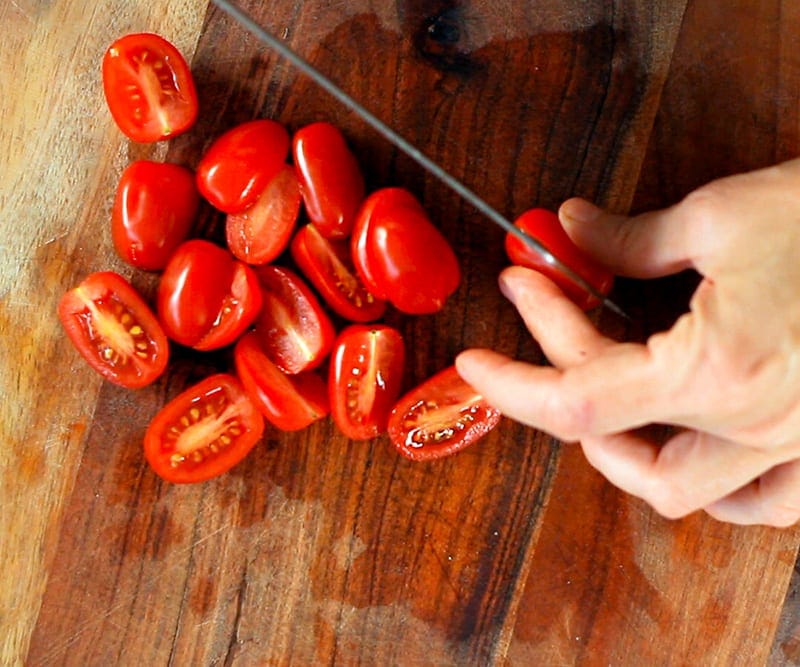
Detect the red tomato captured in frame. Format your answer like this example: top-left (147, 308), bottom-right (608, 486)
top-left (157, 240), bottom-right (262, 350)
top-left (329, 325), bottom-right (405, 440)
top-left (292, 122), bottom-right (365, 239)
top-left (58, 271), bottom-right (169, 388)
top-left (351, 188), bottom-right (460, 314)
top-left (234, 332), bottom-right (329, 431)
top-left (388, 366), bottom-right (501, 461)
top-left (102, 33), bottom-right (198, 143)
top-left (111, 160), bottom-right (198, 270)
top-left (252, 265), bottom-right (335, 374)
top-left (226, 165), bottom-right (301, 265)
top-left (291, 223), bottom-right (386, 322)
top-left (505, 208), bottom-right (614, 310)
top-left (196, 120), bottom-right (290, 214)
top-left (144, 373), bottom-right (264, 483)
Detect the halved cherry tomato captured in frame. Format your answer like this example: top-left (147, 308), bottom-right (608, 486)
top-left (144, 373), bottom-right (264, 483)
top-left (291, 223), bottom-right (386, 322)
top-left (196, 119), bottom-right (290, 214)
top-left (388, 366), bottom-right (501, 461)
top-left (351, 188), bottom-right (460, 314)
top-left (111, 160), bottom-right (199, 270)
top-left (157, 240), bottom-right (262, 350)
top-left (330, 325), bottom-right (405, 440)
top-left (234, 332), bottom-right (330, 431)
top-left (226, 165), bottom-right (301, 265)
top-left (505, 208), bottom-right (614, 310)
top-left (252, 265), bottom-right (335, 374)
top-left (293, 122), bottom-right (365, 239)
top-left (58, 271), bottom-right (169, 388)
top-left (102, 33), bottom-right (198, 143)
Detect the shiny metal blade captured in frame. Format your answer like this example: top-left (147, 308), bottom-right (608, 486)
top-left (210, 0), bottom-right (629, 319)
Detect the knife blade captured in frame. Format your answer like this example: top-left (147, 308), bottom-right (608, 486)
top-left (209, 0), bottom-right (629, 319)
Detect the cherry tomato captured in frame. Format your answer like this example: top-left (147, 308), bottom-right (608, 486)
top-left (102, 33), bottom-right (198, 143)
top-left (351, 188), bottom-right (460, 314)
top-left (329, 325), bottom-right (405, 440)
top-left (388, 366), bottom-right (502, 461)
top-left (234, 332), bottom-right (330, 431)
top-left (292, 122), bottom-right (365, 239)
top-left (252, 265), bottom-right (335, 374)
top-left (226, 165), bottom-right (301, 265)
top-left (58, 271), bottom-right (169, 388)
top-left (144, 373), bottom-right (264, 483)
top-left (157, 240), bottom-right (262, 350)
top-left (291, 223), bottom-right (386, 323)
top-left (111, 160), bottom-right (199, 270)
top-left (505, 208), bottom-right (614, 310)
top-left (196, 119), bottom-right (290, 214)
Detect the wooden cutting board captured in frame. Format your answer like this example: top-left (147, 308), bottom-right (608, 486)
top-left (3, 1), bottom-right (800, 664)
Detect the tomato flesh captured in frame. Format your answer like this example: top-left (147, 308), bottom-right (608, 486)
top-left (102, 33), bottom-right (198, 143)
top-left (58, 271), bottom-right (169, 388)
top-left (388, 366), bottom-right (501, 461)
top-left (144, 374), bottom-right (264, 483)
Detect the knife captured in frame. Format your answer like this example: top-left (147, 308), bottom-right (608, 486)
top-left (210, 0), bottom-right (629, 319)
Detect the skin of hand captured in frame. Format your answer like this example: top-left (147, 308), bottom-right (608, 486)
top-left (455, 158), bottom-right (800, 527)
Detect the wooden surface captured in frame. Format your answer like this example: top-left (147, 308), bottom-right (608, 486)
top-left (2, 1), bottom-right (800, 665)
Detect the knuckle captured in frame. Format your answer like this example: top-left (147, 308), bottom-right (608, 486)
top-left (543, 386), bottom-right (595, 440)
top-left (646, 478), bottom-right (695, 520)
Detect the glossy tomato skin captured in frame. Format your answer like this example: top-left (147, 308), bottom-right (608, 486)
top-left (291, 223), bottom-right (386, 323)
top-left (226, 164), bottom-right (301, 265)
top-left (111, 160), bottom-right (199, 270)
top-left (58, 271), bottom-right (169, 388)
top-left (234, 332), bottom-right (330, 431)
top-left (351, 188), bottom-right (460, 315)
top-left (252, 265), bottom-right (335, 374)
top-left (102, 33), bottom-right (198, 143)
top-left (388, 366), bottom-right (502, 461)
top-left (293, 122), bottom-right (365, 239)
top-left (505, 208), bottom-right (614, 310)
top-left (157, 240), bottom-right (262, 350)
top-left (329, 325), bottom-right (405, 440)
top-left (196, 120), bottom-right (290, 214)
top-left (144, 373), bottom-right (264, 484)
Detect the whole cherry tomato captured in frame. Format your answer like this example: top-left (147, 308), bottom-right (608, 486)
top-left (58, 271), bottom-right (169, 388)
top-left (293, 122), bottom-right (365, 239)
top-left (329, 325), bottom-right (405, 441)
top-left (291, 223), bottom-right (386, 323)
top-left (252, 265), bottom-right (335, 375)
top-left (196, 119), bottom-right (290, 214)
top-left (226, 164), bottom-right (301, 265)
top-left (387, 366), bottom-right (502, 461)
top-left (102, 33), bottom-right (198, 143)
top-left (157, 240), bottom-right (262, 350)
top-left (111, 160), bottom-right (198, 270)
top-left (505, 208), bottom-right (614, 310)
top-left (234, 332), bottom-right (330, 431)
top-left (351, 188), bottom-right (461, 314)
top-left (144, 373), bottom-right (264, 483)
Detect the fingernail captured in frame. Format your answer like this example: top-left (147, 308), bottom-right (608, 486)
top-left (498, 270), bottom-right (520, 305)
top-left (560, 198), bottom-right (602, 225)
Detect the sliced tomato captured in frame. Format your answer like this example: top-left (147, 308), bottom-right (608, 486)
top-left (234, 332), bottom-right (330, 431)
top-left (157, 240), bottom-right (262, 350)
top-left (252, 265), bottom-right (335, 374)
top-left (102, 33), bottom-right (198, 143)
top-left (58, 271), bottom-right (169, 388)
top-left (225, 165), bottom-right (301, 265)
top-left (196, 119), bottom-right (290, 214)
top-left (144, 373), bottom-right (264, 483)
top-left (388, 366), bottom-right (501, 461)
top-left (329, 325), bottom-right (405, 440)
top-left (291, 223), bottom-right (386, 322)
top-left (112, 160), bottom-right (198, 270)
top-left (292, 122), bottom-right (365, 239)
top-left (505, 208), bottom-right (614, 310)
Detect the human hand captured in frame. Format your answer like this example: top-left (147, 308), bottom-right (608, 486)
top-left (456, 158), bottom-right (800, 526)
